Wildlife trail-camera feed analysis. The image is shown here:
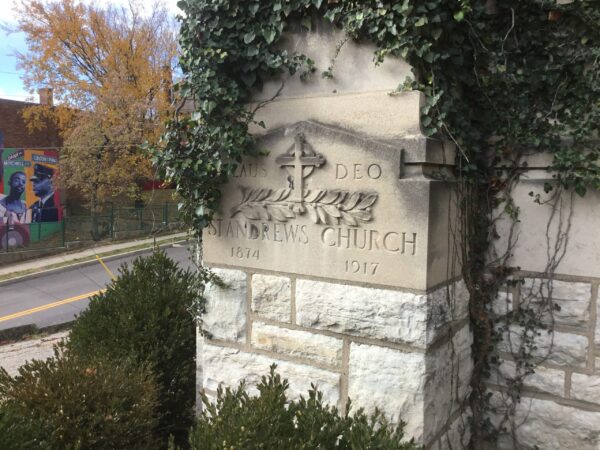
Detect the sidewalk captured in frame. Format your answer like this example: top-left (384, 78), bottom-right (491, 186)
top-left (0, 232), bottom-right (189, 281)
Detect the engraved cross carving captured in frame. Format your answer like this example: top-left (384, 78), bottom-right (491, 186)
top-left (275, 133), bottom-right (325, 203)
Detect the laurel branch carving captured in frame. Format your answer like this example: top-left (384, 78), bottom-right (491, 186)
top-left (230, 187), bottom-right (378, 227)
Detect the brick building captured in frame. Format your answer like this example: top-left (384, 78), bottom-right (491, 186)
top-left (0, 88), bottom-right (59, 148)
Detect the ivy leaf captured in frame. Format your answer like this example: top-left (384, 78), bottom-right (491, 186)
top-left (240, 71), bottom-right (256, 87)
top-left (301, 16), bottom-right (312, 30)
top-left (262, 29), bottom-right (276, 44)
top-left (453, 10), bottom-right (465, 22)
top-left (243, 32), bottom-right (255, 44)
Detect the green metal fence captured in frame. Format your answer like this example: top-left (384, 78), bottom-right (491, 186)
top-left (1, 202), bottom-right (182, 253)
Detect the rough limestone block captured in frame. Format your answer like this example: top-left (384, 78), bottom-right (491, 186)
top-left (498, 326), bottom-right (588, 367)
top-left (251, 322), bottom-right (343, 367)
top-left (493, 397), bottom-right (600, 450)
top-left (203, 268), bottom-right (247, 342)
top-left (493, 360), bottom-right (564, 397)
top-left (296, 279), bottom-right (467, 348)
top-left (348, 343), bottom-right (425, 441)
top-left (493, 289), bottom-right (514, 316)
top-left (571, 373), bottom-right (600, 405)
top-left (251, 274), bottom-right (291, 322)
top-left (195, 328), bottom-right (203, 413)
top-left (296, 279), bottom-right (427, 346)
top-left (595, 289), bottom-right (600, 343)
top-left (201, 343), bottom-right (340, 406)
top-left (438, 409), bottom-right (472, 450)
top-left (424, 325), bottom-right (473, 439)
top-left (521, 278), bottom-right (592, 327)
top-left (427, 280), bottom-right (470, 337)
top-left (452, 325), bottom-right (474, 403)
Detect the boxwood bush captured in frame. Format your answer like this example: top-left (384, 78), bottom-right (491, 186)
top-left (181, 366), bottom-right (419, 450)
top-left (67, 250), bottom-right (204, 444)
top-left (0, 348), bottom-right (160, 450)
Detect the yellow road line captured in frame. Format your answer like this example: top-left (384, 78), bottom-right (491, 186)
top-left (95, 254), bottom-right (116, 280)
top-left (0, 290), bottom-right (103, 324)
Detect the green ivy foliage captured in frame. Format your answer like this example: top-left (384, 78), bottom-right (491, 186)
top-left (155, 0), bottom-right (600, 230)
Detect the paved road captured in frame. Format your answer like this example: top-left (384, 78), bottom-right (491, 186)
top-left (0, 245), bottom-right (194, 331)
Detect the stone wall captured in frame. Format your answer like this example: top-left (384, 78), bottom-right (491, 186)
top-left (487, 167), bottom-right (600, 450)
top-left (196, 22), bottom-right (473, 449)
top-left (200, 269), bottom-right (472, 448)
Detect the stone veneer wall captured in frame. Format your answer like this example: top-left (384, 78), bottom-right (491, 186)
top-left (489, 276), bottom-right (600, 450)
top-left (487, 173), bottom-right (600, 449)
top-left (199, 268), bottom-right (473, 449)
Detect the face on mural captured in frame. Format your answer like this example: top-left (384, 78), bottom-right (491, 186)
top-left (32, 177), bottom-right (52, 197)
top-left (9, 172), bottom-right (26, 197)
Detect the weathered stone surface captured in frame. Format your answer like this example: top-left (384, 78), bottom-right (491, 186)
top-left (203, 268), bottom-right (247, 342)
top-left (251, 322), bottom-right (343, 367)
top-left (493, 360), bottom-right (565, 397)
top-left (296, 279), bottom-right (427, 346)
top-left (296, 279), bottom-right (466, 348)
top-left (495, 183), bottom-right (600, 279)
top-left (195, 327), bottom-right (203, 413)
top-left (521, 278), bottom-right (592, 327)
top-left (203, 120), bottom-right (457, 292)
top-left (0, 332), bottom-right (68, 376)
top-left (427, 280), bottom-right (470, 340)
top-left (424, 325), bottom-right (473, 440)
top-left (595, 289), bottom-right (600, 343)
top-left (571, 373), bottom-right (600, 405)
top-left (499, 326), bottom-right (588, 367)
top-left (348, 343), bottom-right (425, 441)
top-left (493, 289), bottom-right (514, 316)
top-left (452, 325), bottom-right (474, 403)
top-left (255, 22), bottom-right (412, 103)
top-left (251, 274), bottom-right (291, 322)
top-left (201, 343), bottom-right (340, 406)
top-left (437, 409), bottom-right (472, 450)
top-left (493, 397), bottom-right (600, 450)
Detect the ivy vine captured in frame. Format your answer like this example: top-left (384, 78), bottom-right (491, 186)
top-left (154, 0), bottom-right (600, 446)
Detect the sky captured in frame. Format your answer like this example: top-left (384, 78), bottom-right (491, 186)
top-left (0, 0), bottom-right (181, 102)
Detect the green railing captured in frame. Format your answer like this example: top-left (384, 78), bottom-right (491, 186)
top-left (1, 202), bottom-right (182, 253)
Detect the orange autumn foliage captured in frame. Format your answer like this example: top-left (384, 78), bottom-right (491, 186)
top-left (13, 0), bottom-right (177, 210)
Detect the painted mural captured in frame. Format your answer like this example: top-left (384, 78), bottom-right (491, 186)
top-left (0, 140), bottom-right (62, 250)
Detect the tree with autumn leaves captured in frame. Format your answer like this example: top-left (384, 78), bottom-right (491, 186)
top-left (12, 0), bottom-right (177, 211)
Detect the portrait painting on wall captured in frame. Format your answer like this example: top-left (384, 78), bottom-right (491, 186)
top-left (0, 148), bottom-right (62, 250)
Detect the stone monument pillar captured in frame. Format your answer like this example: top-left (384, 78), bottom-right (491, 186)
top-left (199, 24), bottom-right (472, 449)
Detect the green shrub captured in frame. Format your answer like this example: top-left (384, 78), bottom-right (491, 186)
top-left (67, 250), bottom-right (204, 444)
top-left (182, 366), bottom-right (419, 450)
top-left (0, 348), bottom-right (160, 450)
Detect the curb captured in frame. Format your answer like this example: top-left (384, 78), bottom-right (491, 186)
top-left (0, 237), bottom-right (191, 287)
